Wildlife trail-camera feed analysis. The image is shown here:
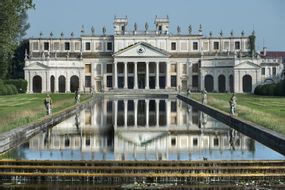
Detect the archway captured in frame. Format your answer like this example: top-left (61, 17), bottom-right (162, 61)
top-left (218, 75), bottom-right (226, 92)
top-left (243, 75), bottom-right (252, 93)
top-left (229, 75), bottom-right (234, 92)
top-left (32, 75), bottom-right (42, 93)
top-left (58, 75), bottom-right (66, 93)
top-left (50, 76), bottom-right (55, 93)
top-left (70, 75), bottom-right (79, 92)
top-left (204, 75), bottom-right (214, 92)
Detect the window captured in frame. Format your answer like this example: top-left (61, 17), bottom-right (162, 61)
top-left (273, 67), bottom-right (276, 76)
top-left (107, 101), bottom-right (113, 113)
top-left (107, 42), bottom-right (113, 51)
top-left (213, 42), bottom-right (219, 50)
top-left (171, 138), bottom-right (176, 146)
top-left (193, 138), bottom-right (198, 146)
top-left (192, 64), bottom-right (199, 73)
top-left (65, 42), bottom-right (70, 50)
top-left (262, 68), bottom-right (265, 75)
top-left (224, 41), bottom-right (229, 50)
top-left (107, 76), bottom-right (112, 88)
top-left (86, 138), bottom-right (91, 146)
top-left (44, 42), bottom-right (49, 51)
top-left (85, 76), bottom-right (91, 87)
top-left (107, 64), bottom-right (112, 73)
top-left (85, 64), bottom-right (91, 73)
top-left (85, 42), bottom-right (91, 50)
top-left (53, 42), bottom-right (60, 50)
top-left (193, 42), bottom-right (198, 50)
top-left (75, 42), bottom-right (80, 51)
top-left (171, 76), bottom-right (177, 87)
top-left (158, 25), bottom-right (162, 32)
top-left (192, 75), bottom-right (198, 88)
top-left (171, 64), bottom-right (177, 72)
top-left (235, 41), bottom-right (240, 50)
top-left (171, 101), bottom-right (177, 112)
top-left (96, 42), bottom-right (102, 50)
top-left (32, 42), bottom-right (39, 50)
top-left (171, 42), bottom-right (176, 50)
top-left (214, 138), bottom-right (219, 146)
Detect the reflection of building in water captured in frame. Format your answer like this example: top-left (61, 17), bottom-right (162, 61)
top-left (28, 98), bottom-right (254, 160)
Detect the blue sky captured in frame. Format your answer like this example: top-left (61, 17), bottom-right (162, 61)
top-left (27, 0), bottom-right (285, 51)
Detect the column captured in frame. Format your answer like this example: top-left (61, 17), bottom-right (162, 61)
top-left (134, 62), bottom-right (138, 89)
top-left (134, 99), bottom-right (138, 127)
top-left (124, 62), bottom-right (128, 89)
top-left (42, 72), bottom-right (47, 93)
top-left (124, 100), bottom-right (128, 128)
top-left (79, 71), bottom-right (84, 92)
top-left (200, 72), bottom-right (204, 91)
top-left (145, 62), bottom-right (149, 89)
top-left (114, 62), bottom-right (118, 89)
top-left (145, 99), bottom-right (149, 127)
top-left (213, 72), bottom-right (218, 92)
top-left (55, 75), bottom-right (59, 92)
top-left (66, 74), bottom-right (70, 93)
top-left (46, 72), bottom-right (50, 93)
top-left (28, 72), bottom-right (32, 93)
top-left (166, 100), bottom-right (171, 126)
top-left (166, 62), bottom-right (171, 88)
top-left (155, 99), bottom-right (159, 127)
top-left (225, 75), bottom-right (229, 92)
top-left (155, 62), bottom-right (159, 89)
top-left (113, 100), bottom-right (118, 129)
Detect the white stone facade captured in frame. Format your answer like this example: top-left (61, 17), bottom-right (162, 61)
top-left (24, 17), bottom-right (283, 93)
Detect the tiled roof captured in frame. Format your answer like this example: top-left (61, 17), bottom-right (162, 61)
top-left (261, 51), bottom-right (285, 58)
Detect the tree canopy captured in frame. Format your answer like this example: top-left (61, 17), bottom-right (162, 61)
top-left (0, 0), bottom-right (34, 79)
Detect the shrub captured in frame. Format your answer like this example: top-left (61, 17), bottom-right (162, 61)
top-left (254, 85), bottom-right (262, 95)
top-left (0, 85), bottom-right (8, 95)
top-left (5, 79), bottom-right (27, 93)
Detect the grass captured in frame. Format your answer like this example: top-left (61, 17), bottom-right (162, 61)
top-left (190, 93), bottom-right (285, 135)
top-left (0, 93), bottom-right (90, 133)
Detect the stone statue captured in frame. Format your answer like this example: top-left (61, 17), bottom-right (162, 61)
top-left (44, 94), bottom-right (52, 115)
top-left (187, 88), bottom-right (191, 97)
top-left (230, 30), bottom-right (233, 37)
top-left (134, 23), bottom-right (137, 31)
top-left (201, 89), bottom-right (207, 105)
top-left (60, 32), bottom-right (64, 38)
top-left (91, 26), bottom-right (95, 35)
top-left (229, 93), bottom-right (237, 115)
top-left (102, 26), bottom-right (106, 35)
top-left (188, 25), bottom-right (192, 34)
top-left (81, 25), bottom-right (85, 34)
top-left (220, 30), bottom-right (223, 37)
top-left (145, 22), bottom-right (149, 31)
top-left (75, 89), bottom-right (80, 104)
top-left (177, 26), bottom-right (181, 34)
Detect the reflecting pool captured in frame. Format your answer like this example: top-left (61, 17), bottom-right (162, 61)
top-left (4, 97), bottom-right (285, 161)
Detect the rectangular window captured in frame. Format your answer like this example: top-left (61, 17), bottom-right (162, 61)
top-left (32, 42), bottom-right (39, 50)
top-left (74, 42), bottom-right (80, 51)
top-left (85, 64), bottom-right (91, 74)
top-left (171, 101), bottom-right (177, 112)
top-left (107, 64), bottom-right (112, 73)
top-left (192, 75), bottom-right (198, 88)
top-left (214, 138), bottom-right (219, 146)
top-left (273, 67), bottom-right (276, 76)
top-left (107, 76), bottom-right (113, 88)
top-left (193, 42), bottom-right (198, 50)
top-left (85, 76), bottom-right (91, 87)
top-left (107, 101), bottom-right (113, 113)
top-left (171, 76), bottom-right (177, 87)
top-left (107, 42), bottom-right (113, 51)
top-left (213, 42), bottom-right (219, 50)
top-left (224, 41), bottom-right (230, 50)
top-left (235, 41), bottom-right (240, 50)
top-left (262, 68), bottom-right (265, 75)
top-left (44, 42), bottom-right (49, 51)
top-left (193, 138), bottom-right (198, 146)
top-left (192, 64), bottom-right (199, 73)
top-left (53, 42), bottom-right (60, 50)
top-left (85, 42), bottom-right (91, 50)
top-left (171, 138), bottom-right (176, 146)
top-left (171, 42), bottom-right (176, 50)
top-left (65, 42), bottom-right (70, 50)
top-left (96, 42), bottom-right (102, 50)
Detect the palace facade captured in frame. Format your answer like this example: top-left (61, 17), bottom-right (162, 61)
top-left (24, 17), bottom-right (284, 93)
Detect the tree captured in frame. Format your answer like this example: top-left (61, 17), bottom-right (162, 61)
top-left (0, 0), bottom-right (34, 79)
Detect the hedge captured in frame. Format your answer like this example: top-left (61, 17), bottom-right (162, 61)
top-left (254, 79), bottom-right (285, 96)
top-left (0, 79), bottom-right (19, 95)
top-left (4, 79), bottom-right (27, 93)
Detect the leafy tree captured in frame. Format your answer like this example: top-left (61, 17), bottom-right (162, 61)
top-left (0, 0), bottom-right (34, 79)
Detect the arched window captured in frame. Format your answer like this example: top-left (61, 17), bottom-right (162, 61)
top-left (242, 75), bottom-right (252, 93)
top-left (70, 75), bottom-right (79, 92)
top-left (204, 75), bottom-right (214, 92)
top-left (32, 75), bottom-right (42, 93)
top-left (218, 75), bottom-right (226, 92)
top-left (58, 75), bottom-right (66, 93)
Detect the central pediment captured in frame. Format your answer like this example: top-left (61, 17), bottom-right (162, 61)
top-left (113, 42), bottom-right (170, 58)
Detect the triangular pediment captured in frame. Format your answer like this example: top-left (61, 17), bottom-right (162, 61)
top-left (113, 42), bottom-right (170, 58)
top-left (235, 61), bottom-right (260, 69)
top-left (25, 62), bottom-right (48, 70)
top-left (117, 131), bottom-right (168, 146)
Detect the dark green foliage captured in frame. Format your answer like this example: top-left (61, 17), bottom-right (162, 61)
top-left (254, 80), bottom-right (285, 96)
top-left (0, 0), bottom-right (34, 79)
top-left (0, 79), bottom-right (19, 95)
top-left (5, 79), bottom-right (27, 93)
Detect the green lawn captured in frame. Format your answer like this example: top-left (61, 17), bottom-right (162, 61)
top-left (0, 93), bottom-right (90, 133)
top-left (190, 93), bottom-right (285, 135)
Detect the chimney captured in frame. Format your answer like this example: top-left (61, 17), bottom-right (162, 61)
top-left (263, 47), bottom-right (267, 56)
